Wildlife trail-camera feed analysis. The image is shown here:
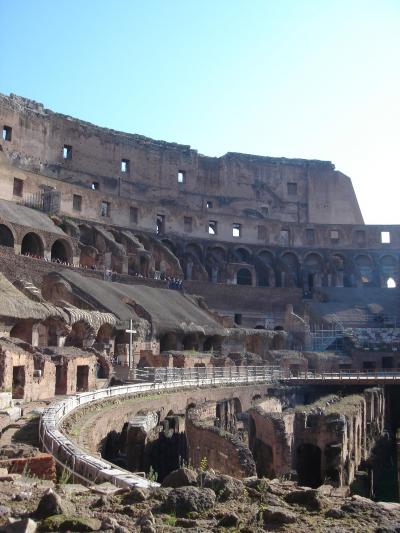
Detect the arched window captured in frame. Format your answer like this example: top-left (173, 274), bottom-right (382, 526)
top-left (387, 277), bottom-right (396, 288)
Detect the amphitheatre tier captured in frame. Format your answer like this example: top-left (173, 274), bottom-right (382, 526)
top-left (0, 91), bottom-right (400, 510)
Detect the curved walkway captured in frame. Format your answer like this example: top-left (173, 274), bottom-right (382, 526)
top-left (39, 368), bottom-right (278, 489)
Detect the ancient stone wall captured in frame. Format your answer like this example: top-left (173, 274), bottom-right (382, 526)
top-left (0, 93), bottom-right (363, 226)
top-left (186, 403), bottom-right (256, 478)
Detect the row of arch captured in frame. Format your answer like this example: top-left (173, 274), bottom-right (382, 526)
top-left (176, 241), bottom-right (400, 289)
top-left (0, 223), bottom-right (73, 263)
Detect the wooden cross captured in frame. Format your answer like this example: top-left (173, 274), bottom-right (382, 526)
top-left (125, 319), bottom-right (137, 369)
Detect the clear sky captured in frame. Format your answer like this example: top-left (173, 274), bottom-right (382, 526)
top-left (1, 0), bottom-right (399, 224)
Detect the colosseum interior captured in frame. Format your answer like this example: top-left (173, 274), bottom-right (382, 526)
top-left (0, 92), bottom-right (400, 512)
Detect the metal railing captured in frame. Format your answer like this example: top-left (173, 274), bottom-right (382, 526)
top-left (39, 366), bottom-right (280, 490)
top-left (39, 365), bottom-right (400, 490)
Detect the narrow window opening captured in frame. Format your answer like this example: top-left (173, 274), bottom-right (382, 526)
top-left (234, 313), bottom-right (242, 325)
top-left (257, 225), bottom-right (267, 240)
top-left (306, 229), bottom-right (315, 244)
top-left (73, 194), bottom-right (82, 212)
top-left (184, 216), bottom-right (192, 233)
top-left (208, 220), bottom-right (217, 235)
top-left (121, 159), bottom-right (130, 173)
top-left (2, 126), bottom-right (12, 142)
top-left (206, 201), bottom-right (213, 209)
top-left (13, 178), bottom-right (23, 197)
top-left (63, 145), bottom-right (72, 160)
top-left (330, 230), bottom-right (339, 242)
top-left (381, 231), bottom-right (391, 244)
top-left (280, 229), bottom-right (290, 246)
top-left (387, 277), bottom-right (396, 288)
top-left (91, 182), bottom-right (99, 190)
top-left (287, 182), bottom-right (297, 195)
top-left (100, 201), bottom-right (110, 217)
top-left (356, 230), bottom-right (366, 244)
top-left (177, 170), bottom-right (186, 183)
top-left (130, 207), bottom-right (138, 224)
top-left (156, 214), bottom-right (165, 235)
top-left (261, 206), bottom-right (269, 217)
top-left (233, 223), bottom-right (241, 238)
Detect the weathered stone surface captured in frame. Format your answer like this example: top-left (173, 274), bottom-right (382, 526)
top-left (217, 512), bottom-right (240, 527)
top-left (161, 467), bottom-right (197, 488)
top-left (39, 515), bottom-right (101, 532)
top-left (35, 489), bottom-right (70, 518)
top-left (163, 486), bottom-right (216, 517)
top-left (261, 505), bottom-right (297, 524)
top-left (202, 473), bottom-right (245, 501)
top-left (2, 518), bottom-right (37, 533)
top-left (285, 488), bottom-right (327, 511)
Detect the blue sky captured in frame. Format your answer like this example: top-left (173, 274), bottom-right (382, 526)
top-left (1, 0), bottom-right (399, 224)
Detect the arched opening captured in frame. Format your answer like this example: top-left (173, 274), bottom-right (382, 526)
top-left (182, 333), bottom-right (199, 351)
top-left (253, 439), bottom-right (275, 478)
top-left (160, 332), bottom-right (177, 352)
top-left (65, 321), bottom-right (90, 348)
top-left (140, 255), bottom-right (149, 277)
top-left (387, 277), bottom-right (396, 288)
top-left (297, 443), bottom-right (322, 488)
top-left (203, 335), bottom-right (222, 352)
top-left (355, 254), bottom-right (374, 286)
top-left (234, 247), bottom-right (251, 263)
top-left (51, 239), bottom-right (71, 263)
top-left (21, 232), bottom-right (44, 257)
top-left (10, 320), bottom-right (33, 344)
top-left (0, 224), bottom-right (14, 247)
top-left (237, 268), bottom-right (252, 285)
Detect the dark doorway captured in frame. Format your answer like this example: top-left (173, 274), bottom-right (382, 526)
top-left (237, 268), bottom-right (252, 285)
top-left (55, 365), bottom-right (66, 395)
top-left (12, 366), bottom-right (25, 399)
top-left (297, 443), bottom-right (322, 488)
top-left (76, 365), bottom-right (89, 392)
top-left (21, 232), bottom-right (44, 257)
top-left (51, 239), bottom-right (70, 263)
top-left (0, 224), bottom-right (14, 247)
top-left (308, 273), bottom-right (314, 290)
top-left (382, 356), bottom-right (394, 369)
top-left (253, 438), bottom-right (275, 478)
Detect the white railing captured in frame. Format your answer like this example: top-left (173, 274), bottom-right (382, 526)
top-left (39, 365), bottom-right (400, 490)
top-left (39, 366), bottom-right (279, 489)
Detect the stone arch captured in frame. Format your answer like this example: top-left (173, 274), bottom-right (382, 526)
top-left (234, 246), bottom-right (252, 263)
top-left (280, 251), bottom-right (300, 287)
top-left (257, 249), bottom-right (275, 264)
top-left (354, 254), bottom-right (374, 286)
top-left (0, 223), bottom-right (15, 248)
top-left (296, 443), bottom-right (322, 488)
top-left (96, 323), bottom-right (114, 344)
top-left (21, 232), bottom-right (44, 257)
top-left (203, 335), bottom-right (223, 352)
top-left (182, 333), bottom-right (199, 351)
top-left (185, 243), bottom-right (203, 262)
top-left (236, 268), bottom-right (252, 286)
top-left (160, 332), bottom-right (177, 352)
top-left (10, 320), bottom-right (34, 344)
top-left (51, 239), bottom-right (73, 263)
top-left (65, 320), bottom-right (95, 348)
top-left (78, 224), bottom-right (95, 246)
top-left (304, 252), bottom-right (324, 290)
top-left (379, 255), bottom-right (398, 287)
top-left (255, 250), bottom-right (276, 287)
top-left (207, 245), bottom-right (227, 263)
top-left (161, 239), bottom-right (176, 255)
